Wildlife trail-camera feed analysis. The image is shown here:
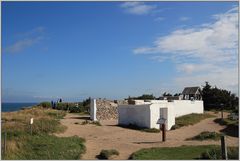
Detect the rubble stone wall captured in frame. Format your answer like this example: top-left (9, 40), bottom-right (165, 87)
top-left (96, 99), bottom-right (128, 120)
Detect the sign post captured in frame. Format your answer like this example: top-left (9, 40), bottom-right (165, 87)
top-left (221, 135), bottom-right (228, 159)
top-left (30, 118), bottom-right (34, 135)
top-left (157, 118), bottom-right (167, 142)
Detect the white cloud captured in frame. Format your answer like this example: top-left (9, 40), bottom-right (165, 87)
top-left (4, 27), bottom-right (45, 53)
top-left (179, 16), bottom-right (190, 21)
top-left (134, 7), bottom-right (238, 93)
top-left (121, 2), bottom-right (156, 15)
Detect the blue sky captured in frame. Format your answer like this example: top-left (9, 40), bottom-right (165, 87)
top-left (2, 1), bottom-right (238, 102)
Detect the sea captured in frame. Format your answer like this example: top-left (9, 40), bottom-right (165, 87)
top-left (1, 103), bottom-right (38, 112)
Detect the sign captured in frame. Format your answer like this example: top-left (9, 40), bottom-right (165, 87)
top-left (157, 118), bottom-right (166, 124)
top-left (30, 118), bottom-right (34, 124)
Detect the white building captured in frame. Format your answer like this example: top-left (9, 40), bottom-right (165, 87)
top-left (118, 100), bottom-right (204, 130)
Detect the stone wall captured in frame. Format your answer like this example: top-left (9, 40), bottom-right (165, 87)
top-left (96, 99), bottom-right (119, 120)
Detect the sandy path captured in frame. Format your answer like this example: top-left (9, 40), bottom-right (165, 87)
top-left (55, 112), bottom-right (238, 160)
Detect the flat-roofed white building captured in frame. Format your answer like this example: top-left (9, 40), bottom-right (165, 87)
top-left (118, 100), bottom-right (204, 130)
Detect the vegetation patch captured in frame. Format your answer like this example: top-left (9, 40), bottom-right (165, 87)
top-left (81, 120), bottom-right (102, 126)
top-left (200, 146), bottom-right (239, 159)
top-left (1, 107), bottom-right (85, 160)
top-left (119, 124), bottom-right (160, 133)
top-left (214, 118), bottom-right (239, 137)
top-left (172, 113), bottom-right (214, 130)
top-left (214, 118), bottom-right (238, 126)
top-left (97, 149), bottom-right (119, 159)
top-left (186, 131), bottom-right (222, 141)
top-left (3, 134), bottom-right (86, 160)
top-left (129, 145), bottom-right (238, 160)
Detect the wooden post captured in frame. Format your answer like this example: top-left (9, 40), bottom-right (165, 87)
top-left (161, 124), bottom-right (166, 142)
top-left (221, 135), bottom-right (228, 159)
top-left (3, 131), bottom-right (7, 158)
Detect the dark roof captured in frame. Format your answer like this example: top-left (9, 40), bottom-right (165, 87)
top-left (182, 87), bottom-right (200, 95)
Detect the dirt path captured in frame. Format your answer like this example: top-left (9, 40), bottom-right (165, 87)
top-left (55, 112), bottom-right (238, 160)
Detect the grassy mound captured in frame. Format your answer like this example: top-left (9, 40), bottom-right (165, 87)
top-left (129, 145), bottom-right (238, 160)
top-left (186, 131), bottom-right (222, 141)
top-left (4, 134), bottom-right (86, 160)
top-left (1, 106), bottom-right (86, 160)
top-left (97, 149), bottom-right (119, 159)
top-left (172, 113), bottom-right (214, 130)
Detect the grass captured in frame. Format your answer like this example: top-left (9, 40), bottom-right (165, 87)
top-left (81, 120), bottom-right (102, 126)
top-left (171, 113), bottom-right (214, 130)
top-left (200, 146), bottom-right (239, 159)
top-left (97, 149), bottom-right (119, 159)
top-left (213, 118), bottom-right (239, 137)
top-left (214, 118), bottom-right (238, 126)
top-left (119, 124), bottom-right (160, 133)
top-left (129, 145), bottom-right (239, 160)
top-left (186, 131), bottom-right (222, 141)
top-left (1, 106), bottom-right (86, 160)
top-left (3, 134), bottom-right (86, 160)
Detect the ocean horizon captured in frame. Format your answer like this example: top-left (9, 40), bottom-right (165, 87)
top-left (1, 102), bottom-right (39, 112)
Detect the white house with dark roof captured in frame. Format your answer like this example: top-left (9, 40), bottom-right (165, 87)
top-left (182, 86), bottom-right (202, 100)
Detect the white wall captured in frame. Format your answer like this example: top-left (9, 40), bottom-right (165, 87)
top-left (149, 104), bottom-right (175, 130)
top-left (118, 105), bottom-right (151, 128)
top-left (90, 99), bottom-right (97, 121)
top-left (117, 100), bottom-right (203, 130)
top-left (168, 100), bottom-right (204, 117)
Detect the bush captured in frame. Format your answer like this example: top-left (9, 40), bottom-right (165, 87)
top-left (200, 147), bottom-right (239, 159)
top-left (81, 120), bottom-right (101, 126)
top-left (92, 121), bottom-right (101, 126)
top-left (186, 131), bottom-right (222, 141)
top-left (39, 102), bottom-right (51, 108)
top-left (97, 149), bottom-right (119, 159)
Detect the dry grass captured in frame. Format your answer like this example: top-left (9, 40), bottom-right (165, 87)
top-left (1, 106), bottom-right (67, 146)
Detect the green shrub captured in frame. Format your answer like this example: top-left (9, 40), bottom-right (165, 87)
top-left (81, 120), bottom-right (101, 126)
top-left (81, 120), bottom-right (89, 125)
top-left (39, 102), bottom-right (51, 108)
top-left (200, 147), bottom-right (239, 159)
top-left (92, 121), bottom-right (101, 126)
top-left (186, 131), bottom-right (222, 141)
top-left (97, 149), bottom-right (119, 159)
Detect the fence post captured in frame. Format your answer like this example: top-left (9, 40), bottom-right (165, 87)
top-left (3, 131), bottom-right (7, 158)
top-left (221, 135), bottom-right (228, 159)
top-left (162, 124), bottom-right (166, 142)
